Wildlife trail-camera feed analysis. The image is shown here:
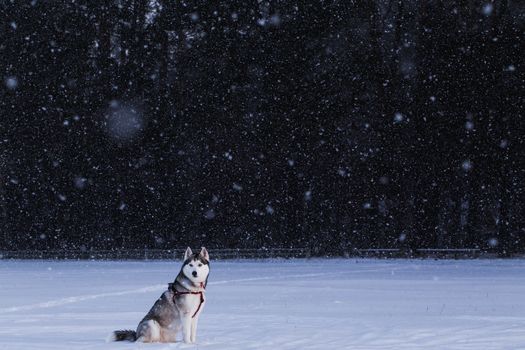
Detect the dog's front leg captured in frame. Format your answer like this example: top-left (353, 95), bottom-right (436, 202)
top-left (190, 315), bottom-right (199, 343)
top-left (181, 313), bottom-right (193, 343)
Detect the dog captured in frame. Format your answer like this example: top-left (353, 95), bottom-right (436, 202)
top-left (110, 247), bottom-right (210, 343)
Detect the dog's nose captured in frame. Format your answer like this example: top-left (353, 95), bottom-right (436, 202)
top-left (192, 271), bottom-right (197, 277)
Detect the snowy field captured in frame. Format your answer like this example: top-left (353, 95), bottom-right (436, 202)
top-left (0, 259), bottom-right (524, 350)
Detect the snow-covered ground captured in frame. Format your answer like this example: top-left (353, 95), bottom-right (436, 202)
top-left (0, 259), bottom-right (524, 350)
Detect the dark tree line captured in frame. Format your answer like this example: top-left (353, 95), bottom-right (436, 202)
top-left (1, 1), bottom-right (524, 256)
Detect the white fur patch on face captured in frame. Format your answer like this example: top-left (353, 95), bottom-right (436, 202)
top-left (182, 259), bottom-right (210, 284)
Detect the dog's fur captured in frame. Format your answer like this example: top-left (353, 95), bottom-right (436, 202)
top-left (110, 247), bottom-right (210, 343)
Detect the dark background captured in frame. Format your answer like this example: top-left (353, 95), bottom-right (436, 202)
top-left (1, 1), bottom-right (524, 256)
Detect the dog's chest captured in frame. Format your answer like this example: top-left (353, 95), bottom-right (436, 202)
top-left (174, 292), bottom-right (205, 315)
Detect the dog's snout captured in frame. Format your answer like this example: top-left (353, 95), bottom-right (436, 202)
top-left (192, 271), bottom-right (198, 277)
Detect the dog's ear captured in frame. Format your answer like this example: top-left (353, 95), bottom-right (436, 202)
top-left (184, 247), bottom-right (193, 260)
top-left (200, 247), bottom-right (209, 261)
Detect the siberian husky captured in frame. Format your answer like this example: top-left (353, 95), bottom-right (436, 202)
top-left (110, 247), bottom-right (210, 343)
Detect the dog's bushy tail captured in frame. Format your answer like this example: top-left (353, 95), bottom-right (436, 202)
top-left (111, 330), bottom-right (137, 342)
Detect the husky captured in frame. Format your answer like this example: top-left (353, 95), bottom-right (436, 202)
top-left (110, 247), bottom-right (210, 343)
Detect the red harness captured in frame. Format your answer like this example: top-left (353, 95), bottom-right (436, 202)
top-left (172, 283), bottom-right (205, 318)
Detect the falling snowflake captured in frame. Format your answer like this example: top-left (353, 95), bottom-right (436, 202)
top-left (74, 177), bottom-right (87, 189)
top-left (204, 209), bottom-right (216, 220)
top-left (461, 160), bottom-right (472, 171)
top-left (482, 3), bottom-right (493, 16)
top-left (104, 101), bottom-right (143, 142)
top-left (5, 76), bottom-right (18, 90)
top-left (304, 190), bottom-right (312, 201)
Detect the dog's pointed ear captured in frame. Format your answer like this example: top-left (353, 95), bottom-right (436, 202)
top-left (200, 247), bottom-right (209, 261)
top-left (184, 247), bottom-right (193, 260)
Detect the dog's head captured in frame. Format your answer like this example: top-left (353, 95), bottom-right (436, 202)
top-left (181, 247), bottom-right (210, 286)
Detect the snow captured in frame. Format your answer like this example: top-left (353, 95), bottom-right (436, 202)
top-left (4, 76), bottom-right (18, 90)
top-left (482, 3), bottom-right (494, 16)
top-left (0, 259), bottom-right (524, 349)
top-left (461, 160), bottom-right (472, 171)
top-left (394, 112), bottom-right (404, 123)
top-left (104, 102), bottom-right (143, 141)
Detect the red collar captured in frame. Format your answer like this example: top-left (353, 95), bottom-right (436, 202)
top-left (171, 283), bottom-right (206, 318)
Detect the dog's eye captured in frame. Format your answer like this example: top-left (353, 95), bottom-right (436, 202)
top-left (189, 264), bottom-right (193, 267)
top-left (198, 263), bottom-right (202, 267)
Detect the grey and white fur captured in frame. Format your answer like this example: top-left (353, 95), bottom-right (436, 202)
top-left (110, 247), bottom-right (210, 343)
